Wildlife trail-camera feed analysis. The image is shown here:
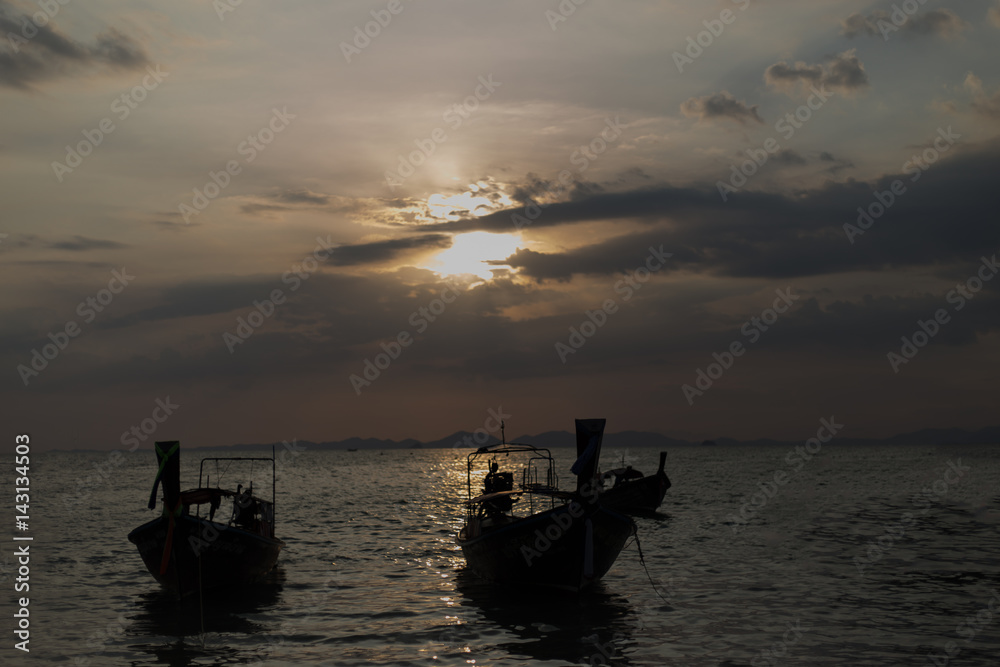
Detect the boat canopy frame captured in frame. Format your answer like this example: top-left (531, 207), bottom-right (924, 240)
top-left (193, 448), bottom-right (278, 528)
top-left (464, 443), bottom-right (561, 516)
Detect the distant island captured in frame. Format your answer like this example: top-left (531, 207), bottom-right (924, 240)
top-left (166, 425), bottom-right (1000, 453)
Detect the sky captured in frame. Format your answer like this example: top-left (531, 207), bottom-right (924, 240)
top-left (2, 0), bottom-right (999, 451)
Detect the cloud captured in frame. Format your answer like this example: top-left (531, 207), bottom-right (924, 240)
top-left (842, 9), bottom-right (967, 40)
top-left (240, 203), bottom-right (292, 216)
top-left (498, 237), bottom-right (675, 283)
top-left (46, 235), bottom-right (129, 251)
top-left (416, 137), bottom-right (1000, 281)
top-left (271, 189), bottom-right (331, 205)
top-left (1, 233), bottom-right (129, 250)
top-left (907, 9), bottom-right (968, 38)
top-left (841, 13), bottom-right (878, 38)
top-left (238, 189), bottom-right (344, 217)
top-left (765, 50), bottom-right (868, 97)
top-left (771, 149), bottom-right (807, 166)
top-left (0, 2), bottom-right (149, 90)
top-left (964, 73), bottom-right (1000, 120)
top-left (326, 234), bottom-right (452, 266)
top-left (680, 91), bottom-right (763, 126)
top-left (98, 278), bottom-right (289, 330)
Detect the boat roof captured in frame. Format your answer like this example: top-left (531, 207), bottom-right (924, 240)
top-left (464, 486), bottom-right (571, 506)
top-left (471, 441), bottom-right (552, 455)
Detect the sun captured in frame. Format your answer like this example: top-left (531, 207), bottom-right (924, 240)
top-left (427, 231), bottom-right (521, 281)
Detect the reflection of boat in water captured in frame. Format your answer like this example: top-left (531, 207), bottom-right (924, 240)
top-left (456, 419), bottom-right (635, 592)
top-left (450, 568), bottom-right (639, 665)
top-left (125, 567), bottom-right (285, 666)
top-left (599, 452), bottom-right (671, 514)
top-left (127, 441), bottom-right (285, 598)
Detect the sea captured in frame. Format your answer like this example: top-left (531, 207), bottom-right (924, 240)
top-left (6, 443), bottom-right (1000, 666)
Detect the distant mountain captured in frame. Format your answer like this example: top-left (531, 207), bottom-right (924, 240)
top-left (418, 431), bottom-right (502, 450)
top-left (195, 425), bottom-right (999, 452)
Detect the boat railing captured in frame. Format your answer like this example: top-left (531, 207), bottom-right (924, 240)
top-left (189, 449), bottom-right (278, 535)
top-left (465, 443), bottom-right (561, 513)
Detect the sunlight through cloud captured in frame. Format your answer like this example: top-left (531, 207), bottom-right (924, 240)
top-left (426, 231), bottom-right (521, 281)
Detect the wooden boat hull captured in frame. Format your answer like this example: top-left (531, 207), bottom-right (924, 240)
top-left (601, 470), bottom-right (671, 513)
top-left (128, 514), bottom-right (284, 598)
top-left (457, 501), bottom-right (635, 591)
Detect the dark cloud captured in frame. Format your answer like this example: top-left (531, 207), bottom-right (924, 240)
top-left (908, 9), bottom-right (967, 37)
top-left (326, 233), bottom-right (452, 266)
top-left (772, 149), bottom-right (807, 166)
top-left (152, 218), bottom-right (199, 231)
top-left (2, 233), bottom-right (128, 250)
top-left (681, 91), bottom-right (763, 125)
top-left (0, 1), bottom-right (150, 90)
top-left (497, 237), bottom-right (671, 283)
top-left (240, 203), bottom-right (292, 216)
top-left (765, 51), bottom-right (869, 96)
top-left (271, 189), bottom-right (330, 205)
top-left (240, 189), bottom-right (344, 216)
top-left (418, 137), bottom-right (1000, 281)
top-left (842, 9), bottom-right (967, 39)
top-left (97, 278), bottom-right (287, 330)
top-left (46, 235), bottom-right (129, 251)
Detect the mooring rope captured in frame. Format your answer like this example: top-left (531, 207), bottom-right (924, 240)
top-left (632, 527), bottom-right (672, 606)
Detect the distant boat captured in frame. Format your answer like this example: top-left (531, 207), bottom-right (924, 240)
top-left (598, 451), bottom-right (671, 514)
top-left (346, 448), bottom-right (358, 452)
top-left (456, 419), bottom-right (635, 592)
top-left (127, 441), bottom-right (284, 598)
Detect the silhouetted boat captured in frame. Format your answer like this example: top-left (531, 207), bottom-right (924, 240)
top-left (598, 451), bottom-right (671, 513)
top-left (127, 441), bottom-right (284, 598)
top-left (456, 419), bottom-right (635, 592)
